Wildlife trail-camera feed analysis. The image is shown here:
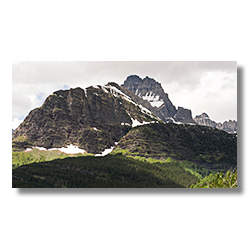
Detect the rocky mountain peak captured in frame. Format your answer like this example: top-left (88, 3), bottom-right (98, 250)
top-left (122, 75), bottom-right (177, 120)
top-left (123, 75), bottom-right (163, 95)
top-left (195, 112), bottom-right (209, 120)
top-left (220, 120), bottom-right (237, 133)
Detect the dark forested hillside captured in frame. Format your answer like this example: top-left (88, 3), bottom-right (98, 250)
top-left (12, 155), bottom-right (198, 188)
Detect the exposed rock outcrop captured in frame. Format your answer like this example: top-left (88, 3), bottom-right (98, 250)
top-left (194, 113), bottom-right (217, 127)
top-left (194, 113), bottom-right (237, 133)
top-left (217, 120), bottom-right (237, 134)
top-left (122, 75), bottom-right (177, 121)
top-left (174, 107), bottom-right (196, 124)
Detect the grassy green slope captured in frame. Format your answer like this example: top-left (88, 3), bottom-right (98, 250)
top-left (12, 154), bottom-right (198, 188)
top-left (12, 149), bottom-right (89, 169)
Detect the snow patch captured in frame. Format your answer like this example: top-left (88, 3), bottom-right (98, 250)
top-left (131, 118), bottom-right (143, 127)
top-left (24, 148), bottom-right (33, 152)
top-left (150, 100), bottom-right (164, 108)
top-left (84, 88), bottom-right (88, 97)
top-left (141, 92), bottom-right (164, 107)
top-left (25, 144), bottom-right (86, 154)
top-left (95, 146), bottom-right (115, 157)
top-left (166, 115), bottom-right (188, 125)
top-left (131, 118), bottom-right (158, 127)
top-left (121, 122), bottom-right (131, 126)
top-left (48, 144), bottom-right (86, 154)
top-left (25, 146), bottom-right (47, 152)
top-left (35, 146), bottom-right (47, 151)
top-left (166, 117), bottom-right (183, 125)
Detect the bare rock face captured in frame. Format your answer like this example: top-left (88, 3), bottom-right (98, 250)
top-left (194, 112), bottom-right (217, 127)
top-left (194, 113), bottom-right (237, 133)
top-left (122, 75), bottom-right (177, 121)
top-left (219, 120), bottom-right (237, 133)
top-left (174, 107), bottom-right (196, 124)
top-left (12, 83), bottom-right (162, 154)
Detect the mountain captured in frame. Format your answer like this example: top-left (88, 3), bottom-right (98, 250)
top-left (12, 82), bottom-right (162, 154)
top-left (12, 77), bottom-right (237, 188)
top-left (194, 113), bottom-right (217, 127)
top-left (194, 113), bottom-right (237, 133)
top-left (112, 122), bottom-right (237, 173)
top-left (122, 75), bottom-right (196, 124)
top-left (217, 120), bottom-right (237, 134)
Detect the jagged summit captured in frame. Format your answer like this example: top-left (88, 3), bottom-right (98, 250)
top-left (122, 75), bottom-right (196, 124)
top-left (122, 75), bottom-right (176, 118)
top-left (122, 75), bottom-right (169, 107)
top-left (195, 112), bottom-right (209, 119)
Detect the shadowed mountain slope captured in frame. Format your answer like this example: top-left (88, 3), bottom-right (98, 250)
top-left (112, 123), bottom-right (237, 173)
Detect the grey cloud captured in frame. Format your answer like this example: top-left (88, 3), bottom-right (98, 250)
top-left (204, 91), bottom-right (220, 99)
top-left (12, 90), bottom-right (32, 119)
top-left (12, 61), bottom-right (236, 88)
top-left (13, 62), bottom-right (89, 84)
top-left (221, 76), bottom-right (236, 90)
top-left (158, 61), bottom-right (237, 91)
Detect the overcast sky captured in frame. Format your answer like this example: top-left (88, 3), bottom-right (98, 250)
top-left (12, 61), bottom-right (237, 129)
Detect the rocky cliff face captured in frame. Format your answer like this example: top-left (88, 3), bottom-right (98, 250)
top-left (122, 75), bottom-right (196, 124)
top-left (174, 107), bottom-right (196, 124)
top-left (12, 83), bottom-right (162, 154)
top-left (217, 120), bottom-right (237, 133)
top-left (194, 113), bottom-right (217, 127)
top-left (122, 75), bottom-right (177, 119)
top-left (194, 113), bottom-right (237, 133)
